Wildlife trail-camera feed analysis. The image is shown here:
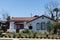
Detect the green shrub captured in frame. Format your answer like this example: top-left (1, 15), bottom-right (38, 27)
top-left (22, 29), bottom-right (30, 33)
top-left (18, 33), bottom-right (22, 38)
top-left (0, 30), bottom-right (3, 36)
top-left (32, 31), bottom-right (38, 38)
top-left (0, 32), bottom-right (2, 35)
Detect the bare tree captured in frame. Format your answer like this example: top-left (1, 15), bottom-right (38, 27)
top-left (45, 1), bottom-right (59, 19)
top-left (2, 10), bottom-right (10, 21)
top-left (2, 13), bottom-right (9, 20)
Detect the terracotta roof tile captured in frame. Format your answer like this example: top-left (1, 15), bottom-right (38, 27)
top-left (10, 15), bottom-right (57, 23)
top-left (10, 17), bottom-right (37, 22)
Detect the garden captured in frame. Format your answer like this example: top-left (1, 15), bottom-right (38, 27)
top-left (0, 21), bottom-right (60, 39)
top-left (0, 29), bottom-right (60, 39)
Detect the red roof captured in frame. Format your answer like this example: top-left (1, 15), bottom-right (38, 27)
top-left (10, 17), bottom-right (37, 22)
top-left (10, 15), bottom-right (57, 23)
top-left (14, 22), bottom-right (24, 24)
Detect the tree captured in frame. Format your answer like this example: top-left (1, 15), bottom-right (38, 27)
top-left (45, 1), bottom-right (59, 19)
top-left (1, 10), bottom-right (10, 21)
top-left (2, 13), bottom-right (10, 20)
top-left (52, 22), bottom-right (60, 34)
top-left (46, 21), bottom-right (52, 34)
top-left (53, 8), bottom-right (60, 20)
top-left (53, 22), bottom-right (60, 29)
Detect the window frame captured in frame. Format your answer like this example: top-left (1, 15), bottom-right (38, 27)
top-left (41, 22), bottom-right (46, 30)
top-left (36, 23), bottom-right (41, 30)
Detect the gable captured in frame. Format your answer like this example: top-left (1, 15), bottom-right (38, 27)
top-left (27, 15), bottom-right (57, 23)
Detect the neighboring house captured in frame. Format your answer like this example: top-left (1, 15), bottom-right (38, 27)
top-left (7, 15), bottom-right (57, 33)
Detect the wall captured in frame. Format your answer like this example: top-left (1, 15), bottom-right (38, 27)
top-left (7, 22), bottom-right (16, 32)
top-left (26, 17), bottom-right (55, 33)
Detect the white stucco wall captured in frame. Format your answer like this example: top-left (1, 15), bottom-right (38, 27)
top-left (7, 22), bottom-right (16, 32)
top-left (7, 21), bottom-right (26, 32)
top-left (19, 22), bottom-right (30, 32)
top-left (7, 16), bottom-right (55, 33)
top-left (26, 17), bottom-right (55, 33)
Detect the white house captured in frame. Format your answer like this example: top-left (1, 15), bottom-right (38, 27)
top-left (7, 15), bottom-right (56, 33)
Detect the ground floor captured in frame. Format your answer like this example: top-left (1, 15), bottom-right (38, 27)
top-left (7, 21), bottom-right (48, 33)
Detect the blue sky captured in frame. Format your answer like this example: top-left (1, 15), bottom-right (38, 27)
top-left (0, 0), bottom-right (60, 17)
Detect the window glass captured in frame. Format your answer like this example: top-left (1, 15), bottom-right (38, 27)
top-left (20, 24), bottom-right (24, 29)
top-left (42, 16), bottom-right (44, 19)
top-left (41, 22), bottom-right (45, 30)
top-left (36, 23), bottom-right (41, 30)
top-left (15, 24), bottom-right (24, 29)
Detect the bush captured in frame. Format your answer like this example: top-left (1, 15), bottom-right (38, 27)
top-left (18, 33), bottom-right (22, 38)
top-left (46, 34), bottom-right (48, 37)
top-left (32, 31), bottom-right (38, 38)
top-left (22, 29), bottom-right (30, 33)
top-left (0, 32), bottom-right (2, 35)
top-left (13, 33), bottom-right (16, 38)
top-left (46, 21), bottom-right (52, 34)
top-left (0, 30), bottom-right (3, 35)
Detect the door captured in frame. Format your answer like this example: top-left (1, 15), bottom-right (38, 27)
top-left (16, 29), bottom-right (19, 33)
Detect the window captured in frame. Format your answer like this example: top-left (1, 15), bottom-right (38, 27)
top-left (29, 26), bottom-right (32, 29)
top-left (41, 22), bottom-right (46, 30)
top-left (42, 16), bottom-right (44, 19)
top-left (36, 23), bottom-right (41, 30)
top-left (20, 24), bottom-right (24, 29)
top-left (15, 24), bottom-right (24, 29)
top-left (16, 24), bottom-right (20, 29)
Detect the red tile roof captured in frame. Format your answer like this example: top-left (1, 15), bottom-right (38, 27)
top-left (10, 17), bottom-right (37, 22)
top-left (14, 22), bottom-right (24, 24)
top-left (10, 15), bottom-right (57, 23)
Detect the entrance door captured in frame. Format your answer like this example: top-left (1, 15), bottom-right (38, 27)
top-left (16, 29), bottom-right (19, 33)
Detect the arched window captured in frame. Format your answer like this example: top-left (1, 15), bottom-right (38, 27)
top-left (36, 23), bottom-right (41, 30)
top-left (41, 22), bottom-right (46, 30)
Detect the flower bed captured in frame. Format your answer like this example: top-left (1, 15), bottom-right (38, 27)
top-left (0, 32), bottom-right (60, 39)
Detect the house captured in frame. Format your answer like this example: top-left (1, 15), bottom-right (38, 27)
top-left (7, 15), bottom-right (57, 33)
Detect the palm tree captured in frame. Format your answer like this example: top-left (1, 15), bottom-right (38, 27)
top-left (53, 8), bottom-right (60, 20)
